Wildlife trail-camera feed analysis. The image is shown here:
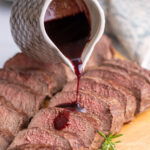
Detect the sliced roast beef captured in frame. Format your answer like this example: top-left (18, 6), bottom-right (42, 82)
top-left (29, 107), bottom-right (95, 148)
top-left (0, 129), bottom-right (14, 150)
top-left (63, 77), bottom-right (126, 121)
top-left (102, 79), bottom-right (136, 122)
top-left (84, 68), bottom-right (141, 113)
top-left (74, 111), bottom-right (102, 131)
top-left (0, 69), bottom-right (59, 97)
top-left (98, 65), bottom-right (150, 113)
top-left (49, 91), bottom-right (124, 133)
top-left (9, 144), bottom-right (63, 150)
top-left (29, 107), bottom-right (104, 149)
top-left (4, 53), bottom-right (75, 83)
top-left (8, 128), bottom-right (71, 150)
top-left (86, 35), bottom-right (114, 69)
top-left (29, 108), bottom-right (104, 149)
top-left (102, 59), bottom-right (150, 83)
top-left (65, 111), bottom-right (105, 149)
top-left (0, 97), bottom-right (28, 135)
top-left (4, 53), bottom-right (44, 70)
top-left (75, 76), bottom-right (136, 122)
top-left (0, 80), bottom-right (44, 118)
top-left (129, 74), bottom-right (150, 112)
top-left (84, 66), bottom-right (133, 90)
top-left (56, 131), bottom-right (85, 150)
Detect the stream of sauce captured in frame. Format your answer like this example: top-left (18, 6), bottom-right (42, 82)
top-left (45, 5), bottom-right (91, 130)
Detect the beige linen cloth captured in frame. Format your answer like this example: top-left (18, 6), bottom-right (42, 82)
top-left (99, 0), bottom-right (150, 69)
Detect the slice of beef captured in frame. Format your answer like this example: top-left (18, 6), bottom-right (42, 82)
top-left (86, 35), bottom-right (114, 69)
top-left (67, 111), bottom-right (105, 149)
top-left (0, 129), bottom-right (14, 150)
top-left (84, 68), bottom-right (141, 114)
top-left (4, 53), bottom-right (75, 83)
top-left (84, 66), bottom-right (133, 90)
top-left (0, 69), bottom-right (58, 97)
top-left (130, 74), bottom-right (150, 112)
top-left (77, 76), bottom-right (136, 123)
top-left (0, 80), bottom-right (44, 118)
top-left (9, 144), bottom-right (63, 150)
top-left (49, 91), bottom-right (124, 133)
top-left (98, 65), bottom-right (150, 113)
top-left (56, 131), bottom-right (85, 150)
top-left (0, 97), bottom-right (28, 135)
top-left (63, 77), bottom-right (126, 122)
top-left (29, 107), bottom-right (95, 148)
top-left (8, 128), bottom-right (71, 150)
top-left (29, 108), bottom-right (104, 149)
top-left (102, 79), bottom-right (136, 122)
top-left (74, 111), bottom-right (102, 131)
top-left (102, 59), bottom-right (150, 84)
top-left (4, 53), bottom-right (57, 72)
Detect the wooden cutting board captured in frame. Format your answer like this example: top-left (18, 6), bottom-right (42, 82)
top-left (114, 50), bottom-right (150, 150)
top-left (116, 109), bottom-right (150, 150)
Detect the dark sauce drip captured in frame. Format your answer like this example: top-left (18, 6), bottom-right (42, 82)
top-left (45, 10), bottom-right (91, 130)
top-left (72, 58), bottom-right (82, 102)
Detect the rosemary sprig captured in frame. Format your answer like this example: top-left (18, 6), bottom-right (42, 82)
top-left (98, 130), bottom-right (123, 150)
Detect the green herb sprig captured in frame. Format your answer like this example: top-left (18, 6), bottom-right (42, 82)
top-left (98, 130), bottom-right (123, 150)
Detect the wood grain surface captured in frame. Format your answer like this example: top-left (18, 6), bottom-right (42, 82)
top-left (116, 109), bottom-right (150, 150)
top-left (114, 50), bottom-right (150, 150)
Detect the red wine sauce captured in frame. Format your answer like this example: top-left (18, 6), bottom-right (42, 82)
top-left (53, 110), bottom-right (70, 130)
top-left (45, 12), bottom-right (91, 130)
top-left (72, 58), bottom-right (83, 102)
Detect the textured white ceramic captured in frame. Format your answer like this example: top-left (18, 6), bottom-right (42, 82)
top-left (10, 0), bottom-right (105, 72)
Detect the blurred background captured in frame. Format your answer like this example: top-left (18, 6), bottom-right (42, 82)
top-left (0, 0), bottom-right (150, 69)
top-left (0, 0), bottom-right (19, 67)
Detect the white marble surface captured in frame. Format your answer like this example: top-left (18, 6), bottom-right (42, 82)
top-left (0, 0), bottom-right (20, 68)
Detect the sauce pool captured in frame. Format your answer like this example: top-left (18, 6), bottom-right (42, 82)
top-left (54, 110), bottom-right (70, 130)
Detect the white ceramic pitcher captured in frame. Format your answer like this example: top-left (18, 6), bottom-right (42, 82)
top-left (10, 0), bottom-right (105, 72)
